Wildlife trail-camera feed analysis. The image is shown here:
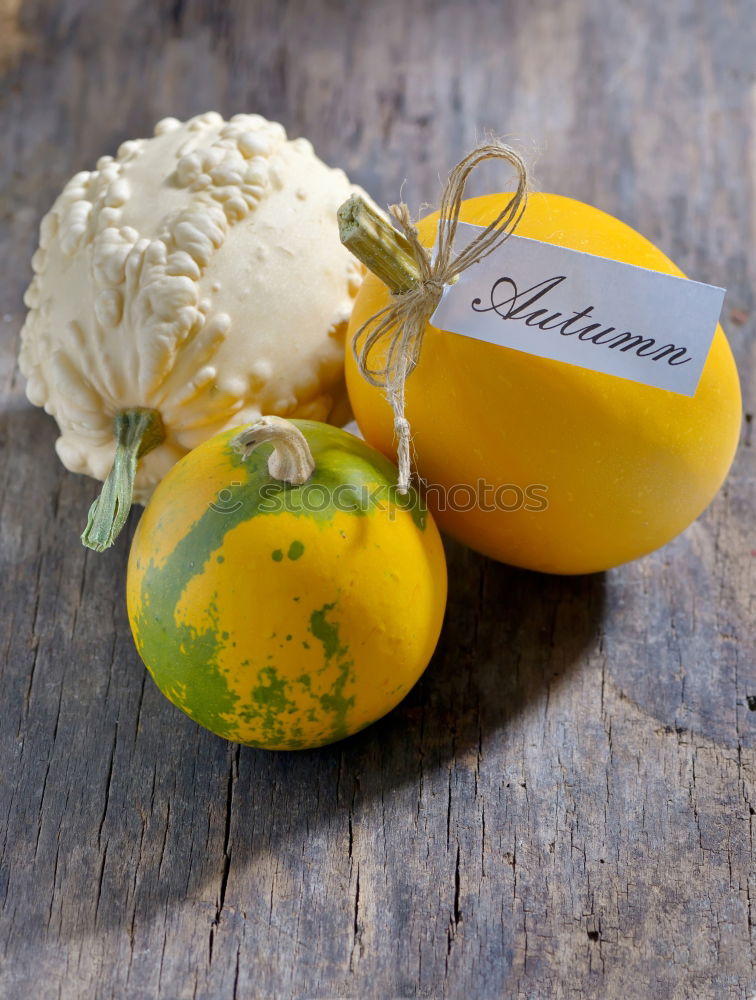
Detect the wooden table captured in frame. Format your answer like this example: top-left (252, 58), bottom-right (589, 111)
top-left (1, 1), bottom-right (754, 997)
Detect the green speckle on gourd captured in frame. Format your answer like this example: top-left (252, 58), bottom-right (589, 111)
top-left (309, 603), bottom-right (340, 659)
top-left (309, 602), bottom-right (356, 741)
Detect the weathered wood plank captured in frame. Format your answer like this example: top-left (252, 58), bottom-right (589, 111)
top-left (0, 0), bottom-right (754, 998)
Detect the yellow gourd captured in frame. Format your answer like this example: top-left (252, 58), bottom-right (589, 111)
top-left (345, 193), bottom-right (741, 574)
top-left (127, 417), bottom-right (447, 749)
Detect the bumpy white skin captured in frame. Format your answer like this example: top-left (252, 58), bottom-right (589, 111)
top-left (19, 112), bottom-right (363, 501)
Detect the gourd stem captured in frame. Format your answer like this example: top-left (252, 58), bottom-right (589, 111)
top-left (232, 416), bottom-right (315, 485)
top-left (337, 194), bottom-right (421, 294)
top-left (81, 408), bottom-right (165, 552)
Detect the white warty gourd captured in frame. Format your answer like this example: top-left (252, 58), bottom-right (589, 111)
top-left (19, 111), bottom-right (364, 505)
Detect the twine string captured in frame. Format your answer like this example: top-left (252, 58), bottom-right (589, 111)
top-left (353, 140), bottom-right (529, 493)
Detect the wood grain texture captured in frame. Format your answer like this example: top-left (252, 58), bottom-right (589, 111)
top-left (0, 1), bottom-right (754, 997)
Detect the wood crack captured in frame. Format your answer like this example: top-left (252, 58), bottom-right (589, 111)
top-left (209, 745), bottom-right (238, 965)
top-left (349, 863), bottom-right (362, 970)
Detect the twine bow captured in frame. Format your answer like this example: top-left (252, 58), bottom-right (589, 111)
top-left (352, 140), bottom-right (529, 493)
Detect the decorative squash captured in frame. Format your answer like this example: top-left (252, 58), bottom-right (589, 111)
top-left (343, 193), bottom-right (742, 575)
top-left (126, 418), bottom-right (447, 750)
top-left (19, 111), bottom-right (364, 549)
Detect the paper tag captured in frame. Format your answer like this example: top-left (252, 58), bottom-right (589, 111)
top-left (430, 224), bottom-right (725, 395)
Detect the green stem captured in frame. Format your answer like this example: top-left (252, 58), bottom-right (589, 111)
top-left (81, 408), bottom-right (165, 552)
top-left (337, 194), bottom-right (421, 294)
